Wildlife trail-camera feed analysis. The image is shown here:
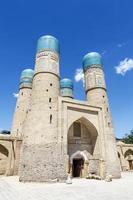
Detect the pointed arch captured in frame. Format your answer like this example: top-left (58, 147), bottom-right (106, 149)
top-left (68, 116), bottom-right (98, 137)
top-left (67, 116), bottom-right (99, 157)
top-left (67, 117), bottom-right (100, 177)
top-left (70, 150), bottom-right (88, 164)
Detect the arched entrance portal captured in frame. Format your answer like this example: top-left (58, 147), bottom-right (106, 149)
top-left (67, 117), bottom-right (99, 178)
top-left (70, 151), bottom-right (87, 178)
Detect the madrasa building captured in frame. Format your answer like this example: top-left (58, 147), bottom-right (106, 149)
top-left (0, 35), bottom-right (133, 181)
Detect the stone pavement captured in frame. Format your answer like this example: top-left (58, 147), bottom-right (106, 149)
top-left (0, 172), bottom-right (133, 200)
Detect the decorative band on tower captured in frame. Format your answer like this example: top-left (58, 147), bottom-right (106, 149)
top-left (60, 78), bottom-right (73, 98)
top-left (19, 69), bottom-right (34, 89)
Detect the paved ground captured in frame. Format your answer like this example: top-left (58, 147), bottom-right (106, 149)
top-left (0, 172), bottom-right (133, 200)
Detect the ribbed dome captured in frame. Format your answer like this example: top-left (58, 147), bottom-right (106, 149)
top-left (83, 52), bottom-right (102, 70)
top-left (37, 35), bottom-right (60, 54)
top-left (20, 69), bottom-right (34, 84)
top-left (60, 78), bottom-right (73, 89)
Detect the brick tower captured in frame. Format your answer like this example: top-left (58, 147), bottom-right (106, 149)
top-left (83, 52), bottom-right (121, 178)
top-left (11, 69), bottom-right (34, 137)
top-left (19, 35), bottom-right (67, 182)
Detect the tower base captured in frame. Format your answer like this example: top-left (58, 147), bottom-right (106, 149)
top-left (19, 143), bottom-right (67, 182)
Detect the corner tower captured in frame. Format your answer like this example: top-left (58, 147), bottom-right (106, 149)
top-left (11, 69), bottom-right (34, 137)
top-left (19, 35), bottom-right (67, 182)
top-left (83, 52), bottom-right (121, 178)
top-left (60, 78), bottom-right (73, 98)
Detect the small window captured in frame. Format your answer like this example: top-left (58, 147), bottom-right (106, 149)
top-left (49, 106), bottom-right (51, 109)
top-left (50, 114), bottom-right (52, 124)
top-left (108, 122), bottom-right (111, 127)
top-left (73, 122), bottom-right (81, 137)
top-left (46, 89), bottom-right (48, 92)
top-left (50, 83), bottom-right (52, 86)
top-left (49, 98), bottom-right (51, 102)
top-left (21, 92), bottom-right (23, 95)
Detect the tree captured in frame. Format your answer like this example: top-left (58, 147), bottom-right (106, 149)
top-left (123, 129), bottom-right (133, 144)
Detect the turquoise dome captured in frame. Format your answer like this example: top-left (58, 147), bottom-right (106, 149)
top-left (83, 52), bottom-right (102, 71)
top-left (20, 69), bottom-right (34, 85)
top-left (60, 78), bottom-right (73, 89)
top-left (20, 69), bottom-right (34, 79)
top-left (37, 35), bottom-right (60, 54)
top-left (60, 78), bottom-right (73, 98)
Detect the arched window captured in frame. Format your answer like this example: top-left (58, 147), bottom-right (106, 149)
top-left (73, 122), bottom-right (81, 137)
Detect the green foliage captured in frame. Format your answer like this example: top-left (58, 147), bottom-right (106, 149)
top-left (123, 129), bottom-right (133, 144)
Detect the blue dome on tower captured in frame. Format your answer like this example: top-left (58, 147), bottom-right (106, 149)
top-left (60, 78), bottom-right (73, 89)
top-left (20, 69), bottom-right (34, 86)
top-left (37, 35), bottom-right (60, 54)
top-left (83, 52), bottom-right (102, 71)
top-left (60, 78), bottom-right (73, 98)
top-left (20, 69), bottom-right (34, 79)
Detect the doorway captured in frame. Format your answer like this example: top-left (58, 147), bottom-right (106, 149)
top-left (128, 160), bottom-right (133, 170)
top-left (72, 158), bottom-right (84, 177)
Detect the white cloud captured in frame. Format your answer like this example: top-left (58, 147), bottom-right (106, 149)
top-left (13, 93), bottom-right (19, 98)
top-left (115, 58), bottom-right (133, 75)
top-left (74, 68), bottom-right (84, 85)
top-left (117, 42), bottom-right (126, 48)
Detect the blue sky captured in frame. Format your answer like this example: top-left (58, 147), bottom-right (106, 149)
top-left (0, 0), bottom-right (133, 138)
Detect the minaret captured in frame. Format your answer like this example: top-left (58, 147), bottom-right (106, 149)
top-left (83, 52), bottom-right (113, 127)
top-left (19, 35), bottom-right (67, 182)
top-left (83, 52), bottom-right (121, 178)
top-left (11, 69), bottom-right (34, 137)
top-left (60, 78), bottom-right (73, 98)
